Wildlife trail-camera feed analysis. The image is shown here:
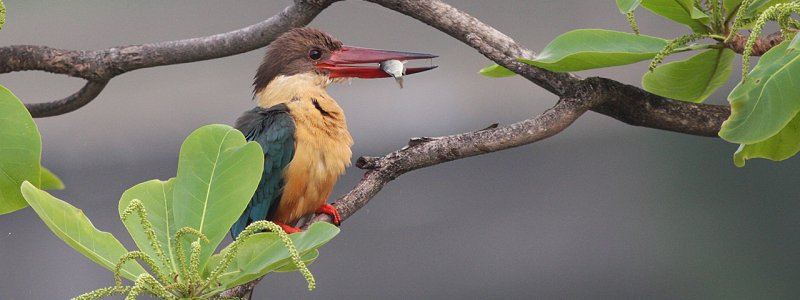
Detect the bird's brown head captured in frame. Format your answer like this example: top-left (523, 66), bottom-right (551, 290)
top-left (253, 27), bottom-right (437, 94)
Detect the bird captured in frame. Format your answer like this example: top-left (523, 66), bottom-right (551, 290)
top-left (230, 27), bottom-right (436, 238)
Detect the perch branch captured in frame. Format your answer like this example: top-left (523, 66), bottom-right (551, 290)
top-left (308, 96), bottom-right (596, 225)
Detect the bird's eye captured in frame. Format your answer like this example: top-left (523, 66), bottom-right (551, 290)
top-left (308, 49), bottom-right (322, 60)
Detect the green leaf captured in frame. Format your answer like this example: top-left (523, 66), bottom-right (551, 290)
top-left (690, 6), bottom-right (711, 22)
top-left (733, 113), bottom-right (800, 166)
top-left (788, 33), bottom-right (800, 52)
top-left (478, 64), bottom-right (516, 78)
top-left (720, 41), bottom-right (800, 144)
top-left (172, 124), bottom-right (264, 275)
top-left (617, 0), bottom-right (643, 13)
top-left (641, 0), bottom-right (709, 32)
top-left (743, 0), bottom-right (791, 18)
top-left (480, 30), bottom-right (668, 76)
top-left (20, 181), bottom-right (147, 280)
top-left (208, 222), bottom-right (339, 289)
top-left (723, 0), bottom-right (743, 13)
top-left (40, 167), bottom-right (65, 190)
top-left (0, 85), bottom-right (41, 215)
top-left (725, 0), bottom-right (792, 22)
top-left (516, 29), bottom-right (668, 72)
top-left (642, 48), bottom-right (735, 103)
top-left (119, 178), bottom-right (177, 273)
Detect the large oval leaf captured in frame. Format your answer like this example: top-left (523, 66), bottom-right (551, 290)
top-left (642, 48), bottom-right (735, 103)
top-left (720, 41), bottom-right (800, 144)
top-left (641, 0), bottom-right (709, 32)
top-left (0, 85), bottom-right (41, 215)
top-left (119, 178), bottom-right (177, 273)
top-left (733, 113), bottom-right (800, 167)
top-left (517, 29), bottom-right (668, 72)
top-left (206, 222), bottom-right (339, 290)
top-left (20, 181), bottom-right (147, 280)
top-left (172, 124), bottom-right (264, 274)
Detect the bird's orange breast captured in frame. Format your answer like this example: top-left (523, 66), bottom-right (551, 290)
top-left (261, 75), bottom-right (353, 224)
top-left (274, 136), bottom-right (349, 223)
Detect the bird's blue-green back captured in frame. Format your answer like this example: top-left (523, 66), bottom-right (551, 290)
top-left (230, 104), bottom-right (296, 239)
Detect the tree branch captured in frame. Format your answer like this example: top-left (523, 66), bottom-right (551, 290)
top-left (308, 96), bottom-right (595, 225)
top-left (725, 31), bottom-right (785, 56)
top-left (586, 77), bottom-right (729, 137)
top-left (24, 79), bottom-right (109, 118)
top-left (0, 0), bottom-right (340, 117)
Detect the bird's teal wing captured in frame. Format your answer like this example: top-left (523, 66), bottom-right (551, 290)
top-left (230, 104), bottom-right (295, 239)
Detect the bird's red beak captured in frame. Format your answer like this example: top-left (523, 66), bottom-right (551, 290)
top-left (316, 46), bottom-right (437, 78)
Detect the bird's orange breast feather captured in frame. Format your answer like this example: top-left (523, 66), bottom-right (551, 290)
top-left (257, 74), bottom-right (353, 224)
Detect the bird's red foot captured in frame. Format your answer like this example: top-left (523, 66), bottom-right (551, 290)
top-left (274, 221), bottom-right (302, 234)
top-left (315, 203), bottom-right (341, 226)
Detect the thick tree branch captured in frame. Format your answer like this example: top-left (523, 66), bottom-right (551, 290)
top-left (586, 77), bottom-right (729, 137)
top-left (0, 0), bottom-right (340, 117)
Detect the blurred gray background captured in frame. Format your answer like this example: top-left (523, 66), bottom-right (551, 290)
top-left (2, 1), bottom-right (799, 299)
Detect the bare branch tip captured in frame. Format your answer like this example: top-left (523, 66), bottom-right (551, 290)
top-left (356, 156), bottom-right (380, 169)
top-left (478, 123), bottom-right (499, 132)
top-left (408, 137), bottom-right (436, 147)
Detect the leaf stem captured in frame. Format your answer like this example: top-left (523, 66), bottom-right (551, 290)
top-left (673, 43), bottom-right (719, 52)
top-left (707, 33), bottom-right (727, 40)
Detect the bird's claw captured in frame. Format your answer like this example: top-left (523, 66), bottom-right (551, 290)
top-left (316, 203), bottom-right (341, 226)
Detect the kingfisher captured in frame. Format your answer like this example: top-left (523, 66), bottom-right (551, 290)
top-left (230, 28), bottom-right (436, 238)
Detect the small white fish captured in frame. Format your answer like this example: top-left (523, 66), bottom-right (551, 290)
top-left (380, 60), bottom-right (406, 89)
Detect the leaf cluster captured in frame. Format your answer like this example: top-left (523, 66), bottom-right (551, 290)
top-left (481, 0), bottom-right (800, 166)
top-left (16, 124), bottom-right (339, 299)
